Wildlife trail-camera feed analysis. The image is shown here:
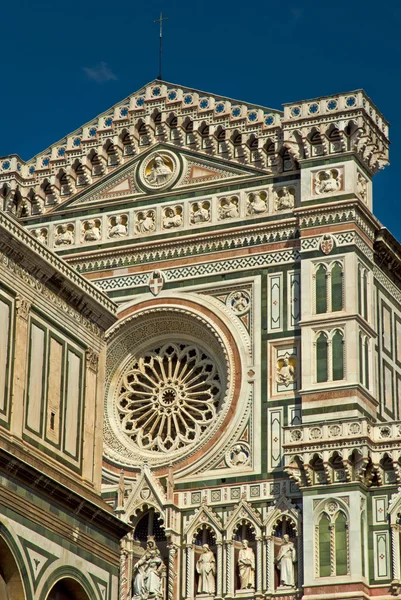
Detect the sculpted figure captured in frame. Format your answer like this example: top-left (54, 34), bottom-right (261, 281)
top-left (145, 155), bottom-right (172, 186)
top-left (55, 224), bottom-right (74, 246)
top-left (109, 215), bottom-right (127, 238)
top-left (132, 540), bottom-right (163, 600)
top-left (230, 291), bottom-right (249, 313)
top-left (231, 445), bottom-right (249, 466)
top-left (219, 197), bottom-right (239, 219)
top-left (276, 534), bottom-right (296, 588)
top-left (238, 540), bottom-right (255, 589)
top-left (247, 192), bottom-right (267, 215)
top-left (136, 212), bottom-right (155, 234)
top-left (276, 357), bottom-right (295, 387)
top-left (317, 170), bottom-right (340, 194)
top-left (163, 207), bottom-right (182, 229)
top-left (191, 203), bottom-right (210, 224)
top-left (276, 187), bottom-right (295, 210)
top-left (84, 220), bottom-right (101, 242)
top-left (196, 544), bottom-right (216, 595)
top-left (32, 228), bottom-right (47, 244)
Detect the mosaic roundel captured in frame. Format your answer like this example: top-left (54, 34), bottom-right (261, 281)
top-left (138, 150), bottom-right (180, 191)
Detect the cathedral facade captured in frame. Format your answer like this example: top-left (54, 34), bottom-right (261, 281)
top-left (0, 81), bottom-right (400, 600)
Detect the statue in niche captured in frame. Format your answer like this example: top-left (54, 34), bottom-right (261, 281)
top-left (191, 202), bottom-right (210, 224)
top-left (276, 357), bottom-right (296, 387)
top-left (276, 187), bottom-right (295, 210)
top-left (357, 172), bottom-right (367, 202)
top-left (32, 228), bottom-right (47, 244)
top-left (55, 224), bottom-right (74, 246)
top-left (163, 207), bottom-right (182, 229)
top-left (145, 155), bottom-right (173, 186)
top-left (136, 212), bottom-right (156, 234)
top-left (219, 197), bottom-right (239, 219)
top-left (109, 215), bottom-right (127, 238)
top-left (238, 540), bottom-right (255, 589)
top-left (315, 169), bottom-right (341, 194)
top-left (83, 220), bottom-right (101, 242)
top-left (196, 544), bottom-right (216, 595)
top-left (132, 539), bottom-right (164, 600)
top-left (276, 534), bottom-right (296, 588)
top-left (247, 191), bottom-right (267, 215)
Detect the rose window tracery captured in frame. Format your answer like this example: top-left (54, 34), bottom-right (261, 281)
top-left (116, 343), bottom-right (222, 453)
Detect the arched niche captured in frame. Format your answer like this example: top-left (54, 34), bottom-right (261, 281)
top-left (232, 520), bottom-right (256, 592)
top-left (193, 525), bottom-right (217, 598)
top-left (0, 534), bottom-right (26, 600)
top-left (46, 578), bottom-right (91, 600)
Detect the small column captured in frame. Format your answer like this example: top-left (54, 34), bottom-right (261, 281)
top-left (10, 296), bottom-right (31, 438)
top-left (256, 537), bottom-right (263, 593)
top-left (216, 541), bottom-right (223, 597)
top-left (265, 536), bottom-right (273, 593)
top-left (185, 543), bottom-right (194, 600)
top-left (225, 540), bottom-right (234, 597)
top-left (167, 543), bottom-right (178, 600)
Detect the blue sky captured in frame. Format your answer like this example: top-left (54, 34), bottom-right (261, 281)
top-left (2, 0), bottom-right (400, 240)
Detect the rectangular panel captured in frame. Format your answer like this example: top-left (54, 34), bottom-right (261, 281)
top-left (288, 271), bottom-right (300, 329)
top-left (374, 532), bottom-right (389, 579)
top-left (268, 408), bottom-right (282, 470)
top-left (288, 405), bottom-right (302, 426)
top-left (397, 374), bottom-right (401, 421)
top-left (0, 298), bottom-right (11, 414)
top-left (63, 349), bottom-right (82, 459)
top-left (383, 362), bottom-right (394, 414)
top-left (26, 323), bottom-right (46, 434)
top-left (46, 336), bottom-right (63, 446)
top-left (373, 496), bottom-right (387, 524)
top-left (268, 274), bottom-right (282, 332)
top-left (395, 315), bottom-right (401, 367)
top-left (382, 302), bottom-right (392, 357)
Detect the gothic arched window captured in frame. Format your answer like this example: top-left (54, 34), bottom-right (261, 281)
top-left (331, 263), bottom-right (343, 312)
top-left (316, 332), bottom-right (328, 383)
top-left (318, 513), bottom-right (331, 577)
top-left (335, 512), bottom-right (347, 575)
top-left (316, 265), bottom-right (327, 314)
top-left (332, 330), bottom-right (344, 381)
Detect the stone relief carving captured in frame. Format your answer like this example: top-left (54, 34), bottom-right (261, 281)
top-left (190, 201), bottom-right (211, 224)
top-left (246, 191), bottom-right (267, 215)
top-left (320, 233), bottom-right (335, 255)
top-left (218, 196), bottom-right (239, 220)
top-left (276, 357), bottom-right (296, 388)
top-left (32, 228), bottom-right (48, 244)
top-left (116, 343), bottom-right (222, 453)
top-left (136, 211), bottom-right (156, 234)
top-left (227, 290), bottom-right (250, 316)
top-left (196, 544), bottom-right (216, 595)
top-left (109, 214), bottom-right (128, 238)
top-left (315, 169), bottom-right (341, 195)
top-left (357, 172), bottom-right (367, 203)
top-left (238, 540), bottom-right (255, 589)
top-left (228, 443), bottom-right (250, 467)
top-left (163, 206), bottom-right (183, 229)
top-left (148, 270), bottom-right (164, 296)
top-left (140, 152), bottom-right (178, 190)
top-left (55, 223), bottom-right (75, 246)
top-left (82, 219), bottom-right (101, 242)
top-left (275, 535), bottom-right (296, 588)
top-left (275, 187), bottom-right (295, 211)
top-left (132, 539), bottom-right (165, 600)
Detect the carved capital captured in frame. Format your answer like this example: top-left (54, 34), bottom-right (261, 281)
top-left (16, 296), bottom-right (31, 321)
top-left (86, 349), bottom-right (99, 373)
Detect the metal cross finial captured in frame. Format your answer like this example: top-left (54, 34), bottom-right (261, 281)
top-left (154, 12), bottom-right (168, 81)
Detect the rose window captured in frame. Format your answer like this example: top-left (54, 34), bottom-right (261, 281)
top-left (116, 343), bottom-right (222, 453)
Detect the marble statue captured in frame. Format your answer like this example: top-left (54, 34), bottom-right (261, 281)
top-left (136, 213), bottom-right (156, 234)
top-left (219, 197), bottom-right (239, 219)
top-left (276, 357), bottom-right (295, 387)
top-left (145, 155), bottom-right (172, 186)
top-left (163, 207), bottom-right (182, 229)
top-left (55, 224), bottom-right (74, 246)
top-left (238, 540), bottom-right (255, 589)
top-left (32, 228), bottom-right (47, 244)
top-left (196, 544), bottom-right (216, 595)
top-left (231, 445), bottom-right (249, 466)
top-left (247, 192), bottom-right (267, 215)
top-left (276, 534), bottom-right (296, 588)
top-left (276, 187), bottom-right (295, 210)
top-left (316, 170), bottom-right (341, 194)
top-left (191, 203), bottom-right (210, 224)
top-left (83, 220), bottom-right (101, 242)
top-left (109, 215), bottom-right (127, 238)
top-left (132, 540), bottom-right (164, 600)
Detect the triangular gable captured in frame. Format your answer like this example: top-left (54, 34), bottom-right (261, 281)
top-left (263, 494), bottom-right (300, 534)
top-left (122, 464), bottom-right (167, 522)
top-left (225, 496), bottom-right (262, 537)
top-left (47, 146), bottom-right (260, 213)
top-left (184, 500), bottom-right (223, 540)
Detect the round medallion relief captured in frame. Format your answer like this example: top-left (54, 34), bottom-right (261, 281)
top-left (104, 299), bottom-right (243, 469)
top-left (139, 151), bottom-right (180, 190)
